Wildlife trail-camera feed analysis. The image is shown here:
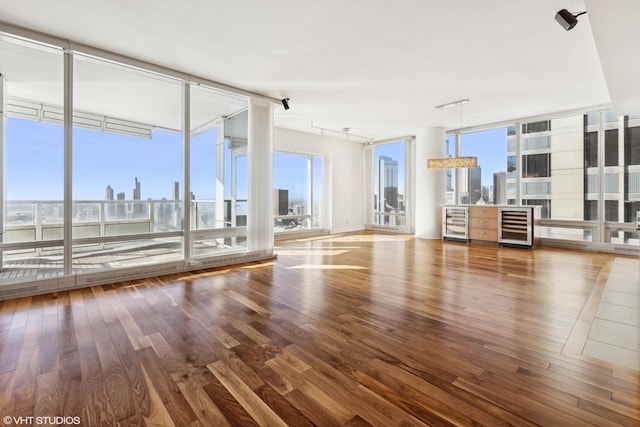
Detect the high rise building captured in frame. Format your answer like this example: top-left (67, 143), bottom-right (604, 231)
top-left (105, 185), bottom-right (114, 200)
top-left (468, 167), bottom-right (482, 204)
top-left (133, 177), bottom-right (141, 200)
top-left (133, 177), bottom-right (142, 215)
top-left (377, 155), bottom-right (398, 209)
top-left (105, 185), bottom-right (115, 218)
top-left (459, 167), bottom-right (482, 204)
top-left (274, 189), bottom-right (288, 215)
top-left (493, 171), bottom-right (506, 205)
top-left (503, 112), bottom-right (640, 229)
top-left (376, 155), bottom-right (399, 225)
top-left (172, 181), bottom-right (180, 200)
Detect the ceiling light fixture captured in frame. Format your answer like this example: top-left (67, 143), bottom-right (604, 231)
top-left (434, 99), bottom-right (469, 110)
top-left (555, 9), bottom-right (586, 31)
top-left (427, 157), bottom-right (478, 169)
top-left (427, 99), bottom-right (477, 169)
top-left (310, 121), bottom-right (374, 143)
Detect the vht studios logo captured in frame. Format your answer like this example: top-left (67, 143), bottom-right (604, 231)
top-left (4, 416), bottom-right (81, 425)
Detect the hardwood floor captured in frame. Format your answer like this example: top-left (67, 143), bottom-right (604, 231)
top-left (0, 232), bottom-right (639, 426)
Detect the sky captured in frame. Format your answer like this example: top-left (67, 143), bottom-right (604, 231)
top-left (6, 118), bottom-right (185, 200)
top-left (460, 127), bottom-right (508, 186)
top-left (6, 117), bottom-right (247, 201)
top-left (460, 128), bottom-right (507, 186)
top-left (6, 116), bottom-right (507, 203)
top-left (5, 117), bottom-right (310, 202)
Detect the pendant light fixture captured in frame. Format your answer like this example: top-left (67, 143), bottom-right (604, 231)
top-left (427, 99), bottom-right (478, 169)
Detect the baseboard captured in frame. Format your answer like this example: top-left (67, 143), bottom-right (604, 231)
top-left (0, 250), bottom-right (276, 301)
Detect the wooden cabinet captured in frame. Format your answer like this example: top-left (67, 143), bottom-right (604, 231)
top-left (442, 205), bottom-right (539, 249)
top-left (468, 206), bottom-right (498, 242)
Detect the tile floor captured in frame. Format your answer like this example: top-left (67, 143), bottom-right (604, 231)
top-left (583, 258), bottom-right (640, 369)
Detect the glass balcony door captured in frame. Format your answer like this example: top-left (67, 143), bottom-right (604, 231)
top-left (1, 35), bottom-right (65, 284)
top-left (189, 84), bottom-right (249, 257)
top-left (372, 141), bottom-right (407, 229)
top-left (230, 149), bottom-right (248, 229)
top-left (0, 30), bottom-right (254, 290)
top-left (71, 53), bottom-right (184, 275)
top-left (273, 151), bottom-right (323, 233)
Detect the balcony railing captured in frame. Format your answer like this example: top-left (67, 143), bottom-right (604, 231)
top-left (1, 199), bottom-right (253, 250)
top-left (539, 219), bottom-right (639, 247)
top-left (4, 200), bottom-right (181, 244)
top-left (2, 198), bottom-right (321, 249)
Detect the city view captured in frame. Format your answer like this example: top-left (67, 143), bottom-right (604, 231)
top-left (5, 116), bottom-right (320, 238)
top-left (373, 142), bottom-right (405, 226)
top-left (452, 127), bottom-right (509, 206)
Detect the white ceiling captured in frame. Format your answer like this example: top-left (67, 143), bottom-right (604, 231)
top-left (584, 0), bottom-right (640, 117)
top-left (0, 0), bottom-right (637, 140)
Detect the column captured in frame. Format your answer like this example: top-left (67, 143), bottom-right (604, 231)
top-left (215, 117), bottom-right (225, 233)
top-left (63, 52), bottom-right (73, 275)
top-left (247, 96), bottom-right (274, 252)
top-left (415, 127), bottom-right (445, 239)
top-left (182, 82), bottom-right (192, 259)
top-left (0, 74), bottom-right (5, 269)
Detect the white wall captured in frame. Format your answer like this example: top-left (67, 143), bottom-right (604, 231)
top-left (415, 127), bottom-right (445, 238)
top-left (274, 127), bottom-right (365, 233)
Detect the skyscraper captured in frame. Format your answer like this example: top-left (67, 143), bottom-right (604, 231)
top-left (378, 156), bottom-right (398, 205)
top-left (377, 155), bottom-right (399, 224)
top-left (493, 171), bottom-right (506, 205)
top-left (459, 166), bottom-right (482, 204)
top-left (133, 177), bottom-right (141, 200)
top-left (172, 181), bottom-right (180, 200)
top-left (132, 177), bottom-right (142, 215)
top-left (468, 167), bottom-right (482, 204)
top-left (105, 185), bottom-right (114, 200)
top-left (105, 185), bottom-right (115, 217)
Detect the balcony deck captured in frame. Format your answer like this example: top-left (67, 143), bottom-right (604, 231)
top-left (0, 239), bottom-right (231, 283)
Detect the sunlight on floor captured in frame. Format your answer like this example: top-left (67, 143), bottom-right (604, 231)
top-left (240, 261), bottom-right (275, 269)
top-left (329, 234), bottom-right (414, 243)
top-left (287, 264), bottom-right (368, 270)
top-left (274, 249), bottom-right (352, 256)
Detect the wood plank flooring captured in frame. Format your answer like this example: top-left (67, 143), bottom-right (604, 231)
top-left (1, 232), bottom-right (639, 426)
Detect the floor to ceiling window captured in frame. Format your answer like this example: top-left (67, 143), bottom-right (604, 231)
top-left (1, 34), bottom-right (65, 283)
top-left (459, 127), bottom-right (509, 205)
top-left (372, 140), bottom-right (406, 228)
top-left (72, 54), bottom-right (184, 274)
top-left (624, 115), bottom-right (640, 224)
top-left (506, 125), bottom-right (518, 205)
top-left (190, 84), bottom-right (249, 256)
top-left (0, 28), bottom-right (264, 293)
top-left (313, 155), bottom-right (323, 228)
top-left (618, 114), bottom-right (640, 244)
top-left (273, 151), bottom-right (323, 233)
top-left (448, 109), bottom-right (639, 249)
top-left (228, 125), bottom-right (248, 245)
top-left (445, 134), bottom-right (456, 204)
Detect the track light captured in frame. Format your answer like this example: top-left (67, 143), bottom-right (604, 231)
top-left (435, 99), bottom-right (469, 110)
top-left (281, 98), bottom-right (290, 110)
top-left (555, 9), bottom-right (586, 31)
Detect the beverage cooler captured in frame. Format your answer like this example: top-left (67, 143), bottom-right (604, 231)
top-left (442, 206), bottom-right (469, 242)
top-left (498, 207), bottom-right (537, 248)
